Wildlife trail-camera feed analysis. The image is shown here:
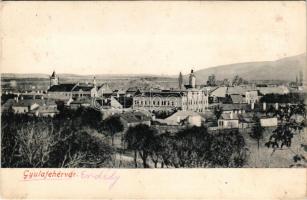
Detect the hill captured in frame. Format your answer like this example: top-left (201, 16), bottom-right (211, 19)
top-left (189, 54), bottom-right (306, 84)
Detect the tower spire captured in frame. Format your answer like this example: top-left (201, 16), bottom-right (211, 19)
top-left (93, 76), bottom-right (97, 87)
top-left (178, 72), bottom-right (183, 90)
top-left (50, 70), bottom-right (59, 87)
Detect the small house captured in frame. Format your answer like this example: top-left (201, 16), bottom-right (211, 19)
top-left (218, 113), bottom-right (239, 129)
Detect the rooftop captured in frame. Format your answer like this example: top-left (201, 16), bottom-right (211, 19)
top-left (139, 91), bottom-right (185, 98)
top-left (48, 84), bottom-right (76, 92)
top-left (230, 94), bottom-right (244, 104)
top-left (70, 98), bottom-right (92, 104)
top-left (72, 85), bottom-right (94, 92)
top-left (12, 99), bottom-right (57, 107)
top-left (210, 87), bottom-right (227, 97)
top-left (220, 103), bottom-right (250, 111)
top-left (220, 113), bottom-right (239, 120)
top-left (116, 111), bottom-right (152, 123)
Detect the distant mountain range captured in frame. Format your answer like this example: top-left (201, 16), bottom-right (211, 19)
top-left (189, 54), bottom-right (306, 83)
top-left (0, 73), bottom-right (174, 80)
top-left (1, 54), bottom-right (305, 83)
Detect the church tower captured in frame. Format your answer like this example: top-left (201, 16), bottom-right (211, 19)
top-left (178, 72), bottom-right (183, 90)
top-left (189, 69), bottom-right (196, 88)
top-left (93, 76), bottom-right (97, 87)
top-left (50, 70), bottom-right (59, 87)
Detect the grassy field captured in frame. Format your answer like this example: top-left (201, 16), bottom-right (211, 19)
top-left (242, 127), bottom-right (307, 168)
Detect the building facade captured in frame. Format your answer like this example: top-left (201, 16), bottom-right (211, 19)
top-left (47, 71), bottom-right (98, 100)
top-left (245, 90), bottom-right (259, 104)
top-left (132, 70), bottom-right (209, 112)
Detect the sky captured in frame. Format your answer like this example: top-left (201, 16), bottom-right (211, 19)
top-left (1, 1), bottom-right (306, 76)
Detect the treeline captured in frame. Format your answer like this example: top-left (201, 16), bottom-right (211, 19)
top-left (125, 124), bottom-right (247, 168)
top-left (260, 93), bottom-right (305, 104)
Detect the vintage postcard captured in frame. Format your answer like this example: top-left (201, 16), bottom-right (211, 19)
top-left (0, 1), bottom-right (306, 199)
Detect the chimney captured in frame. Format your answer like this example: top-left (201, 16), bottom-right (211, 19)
top-left (263, 102), bottom-right (266, 111)
top-left (251, 102), bottom-right (254, 110)
top-left (275, 102), bottom-right (279, 110)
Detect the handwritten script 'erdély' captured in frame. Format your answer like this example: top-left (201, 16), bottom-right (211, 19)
top-left (22, 169), bottom-right (120, 190)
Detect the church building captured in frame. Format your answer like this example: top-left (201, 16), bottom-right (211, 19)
top-left (47, 71), bottom-right (98, 100)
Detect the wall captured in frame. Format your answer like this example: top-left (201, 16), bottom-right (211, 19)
top-left (12, 106), bottom-right (28, 113)
top-left (218, 119), bottom-right (239, 129)
top-left (260, 118), bottom-right (278, 127)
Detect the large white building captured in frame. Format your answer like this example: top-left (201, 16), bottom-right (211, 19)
top-left (133, 70), bottom-right (209, 112)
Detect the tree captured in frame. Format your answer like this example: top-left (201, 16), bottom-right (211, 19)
top-left (148, 134), bottom-right (163, 168)
top-left (213, 106), bottom-right (223, 120)
top-left (102, 115), bottom-right (124, 146)
top-left (57, 130), bottom-right (114, 168)
top-left (260, 93), bottom-right (304, 104)
top-left (250, 115), bottom-right (264, 149)
top-left (55, 107), bottom-right (103, 129)
top-left (125, 124), bottom-right (157, 168)
top-left (207, 74), bottom-right (216, 86)
top-left (1, 112), bottom-right (114, 168)
top-left (157, 134), bottom-right (176, 168)
top-left (159, 127), bottom-right (248, 168)
top-left (265, 104), bottom-right (306, 150)
top-left (232, 75), bottom-right (245, 86)
top-left (223, 78), bottom-right (230, 87)
top-left (266, 105), bottom-right (276, 116)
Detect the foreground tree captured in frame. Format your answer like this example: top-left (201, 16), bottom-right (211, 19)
top-left (123, 125), bottom-right (248, 168)
top-left (266, 104), bottom-right (306, 150)
top-left (157, 127), bottom-right (247, 168)
top-left (172, 126), bottom-right (212, 167)
top-left (1, 112), bottom-right (114, 168)
top-left (125, 124), bottom-right (157, 168)
top-left (250, 115), bottom-right (264, 149)
top-left (102, 115), bottom-right (124, 146)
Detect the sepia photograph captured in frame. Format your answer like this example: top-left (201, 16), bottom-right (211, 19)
top-left (1, 1), bottom-right (306, 170)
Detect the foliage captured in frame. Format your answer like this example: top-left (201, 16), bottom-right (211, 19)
top-left (249, 115), bottom-right (264, 149)
top-left (125, 125), bottom-right (248, 168)
top-left (125, 124), bottom-right (156, 168)
top-left (207, 74), bottom-right (216, 86)
top-left (213, 106), bottom-right (223, 120)
top-left (153, 109), bottom-right (176, 119)
top-left (1, 112), bottom-right (113, 168)
top-left (260, 93), bottom-right (305, 104)
top-left (102, 115), bottom-right (124, 145)
top-left (1, 94), bottom-right (16, 104)
top-left (265, 104), bottom-right (306, 150)
top-left (232, 75), bottom-right (247, 86)
top-left (222, 78), bottom-right (230, 87)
